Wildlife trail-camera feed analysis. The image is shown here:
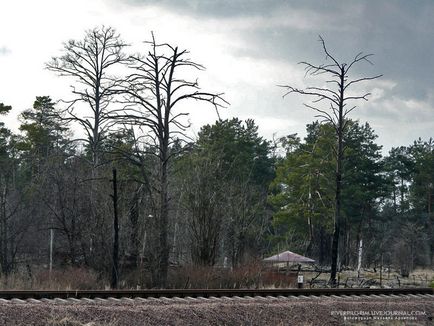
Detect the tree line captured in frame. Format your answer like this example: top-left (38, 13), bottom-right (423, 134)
top-left (0, 26), bottom-right (432, 288)
top-left (269, 122), bottom-right (433, 277)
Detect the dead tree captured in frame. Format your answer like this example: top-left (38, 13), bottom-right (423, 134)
top-left (46, 26), bottom-right (128, 168)
top-left (281, 36), bottom-right (381, 287)
top-left (120, 33), bottom-right (226, 287)
top-left (47, 27), bottom-right (129, 272)
top-left (110, 168), bottom-right (119, 289)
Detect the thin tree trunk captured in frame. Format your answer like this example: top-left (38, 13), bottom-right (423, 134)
top-left (357, 239), bottom-right (363, 278)
top-left (111, 168), bottom-right (119, 289)
top-left (157, 158), bottom-right (169, 287)
top-left (129, 188), bottom-right (140, 267)
top-left (330, 66), bottom-right (345, 287)
top-left (0, 178), bottom-right (9, 275)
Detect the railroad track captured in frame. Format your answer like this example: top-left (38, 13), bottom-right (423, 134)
top-left (0, 287), bottom-right (432, 300)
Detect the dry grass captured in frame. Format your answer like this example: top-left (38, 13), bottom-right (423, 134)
top-left (167, 261), bottom-right (264, 289)
top-left (121, 261), bottom-right (265, 289)
top-left (0, 266), bottom-right (105, 290)
top-left (0, 264), bottom-right (432, 290)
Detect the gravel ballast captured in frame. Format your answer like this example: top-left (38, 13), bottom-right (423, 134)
top-left (0, 295), bottom-right (432, 325)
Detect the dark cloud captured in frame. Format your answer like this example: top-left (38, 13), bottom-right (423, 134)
top-left (110, 0), bottom-right (434, 147)
top-left (115, 0), bottom-right (434, 102)
top-left (117, 0), bottom-right (291, 17)
top-left (223, 0), bottom-right (434, 103)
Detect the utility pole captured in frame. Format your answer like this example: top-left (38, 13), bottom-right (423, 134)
top-left (111, 168), bottom-right (119, 289)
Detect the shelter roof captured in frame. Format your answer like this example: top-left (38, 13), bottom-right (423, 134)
top-left (263, 250), bottom-right (315, 263)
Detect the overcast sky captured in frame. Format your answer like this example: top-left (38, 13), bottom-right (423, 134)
top-left (1, 0), bottom-right (433, 153)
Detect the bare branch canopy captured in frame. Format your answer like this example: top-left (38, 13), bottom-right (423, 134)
top-left (280, 35), bottom-right (382, 287)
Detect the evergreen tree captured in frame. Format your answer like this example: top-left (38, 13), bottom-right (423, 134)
top-left (269, 120), bottom-right (385, 268)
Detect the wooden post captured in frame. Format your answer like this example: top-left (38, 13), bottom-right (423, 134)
top-left (297, 264), bottom-right (303, 288)
top-left (111, 168), bottom-right (119, 289)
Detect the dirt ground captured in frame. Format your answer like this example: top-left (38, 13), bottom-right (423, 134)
top-left (0, 295), bottom-right (432, 326)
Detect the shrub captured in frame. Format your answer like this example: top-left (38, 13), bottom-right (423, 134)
top-left (166, 260), bottom-right (263, 289)
top-left (0, 266), bottom-right (105, 290)
top-left (35, 267), bottom-right (103, 290)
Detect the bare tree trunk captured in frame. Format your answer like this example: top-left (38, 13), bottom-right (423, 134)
top-left (111, 168), bottom-right (119, 289)
top-left (281, 37), bottom-right (381, 287)
top-left (0, 178), bottom-right (8, 275)
top-left (330, 67), bottom-right (345, 286)
top-left (357, 239), bottom-right (363, 278)
top-left (47, 26), bottom-right (128, 273)
top-left (306, 188), bottom-right (314, 256)
top-left (428, 187), bottom-right (433, 265)
top-left (129, 186), bottom-right (141, 267)
top-left (158, 155), bottom-right (169, 287)
top-left (121, 33), bottom-right (226, 287)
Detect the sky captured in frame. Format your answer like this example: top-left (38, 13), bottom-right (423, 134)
top-left (0, 0), bottom-right (433, 153)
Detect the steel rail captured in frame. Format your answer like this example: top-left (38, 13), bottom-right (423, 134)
top-left (0, 288), bottom-right (432, 300)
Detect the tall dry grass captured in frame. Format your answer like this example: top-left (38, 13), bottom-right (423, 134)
top-left (0, 266), bottom-right (104, 290)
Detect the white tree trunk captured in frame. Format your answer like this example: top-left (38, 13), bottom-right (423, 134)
top-left (357, 239), bottom-right (363, 278)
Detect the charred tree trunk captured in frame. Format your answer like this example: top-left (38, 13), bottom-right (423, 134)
top-left (281, 36), bottom-right (381, 286)
top-left (329, 65), bottom-right (344, 286)
top-left (111, 168), bottom-right (119, 289)
top-left (121, 33), bottom-right (226, 287)
top-left (157, 150), bottom-right (169, 287)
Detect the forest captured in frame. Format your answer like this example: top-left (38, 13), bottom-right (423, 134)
top-left (0, 26), bottom-right (433, 289)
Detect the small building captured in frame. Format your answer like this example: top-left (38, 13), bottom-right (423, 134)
top-left (263, 250), bottom-right (315, 265)
top-left (262, 250), bottom-right (315, 287)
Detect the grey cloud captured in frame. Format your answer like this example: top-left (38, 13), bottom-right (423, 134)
top-left (0, 46), bottom-right (10, 55)
top-left (118, 0), bottom-right (434, 103)
top-left (113, 0), bottom-right (356, 19)
top-left (227, 0), bottom-right (434, 103)
top-left (109, 0), bottom-right (434, 148)
top-left (116, 0), bottom-right (292, 17)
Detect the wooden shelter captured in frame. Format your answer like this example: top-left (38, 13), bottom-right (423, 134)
top-left (263, 250), bottom-right (315, 264)
top-left (262, 250), bottom-right (315, 287)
